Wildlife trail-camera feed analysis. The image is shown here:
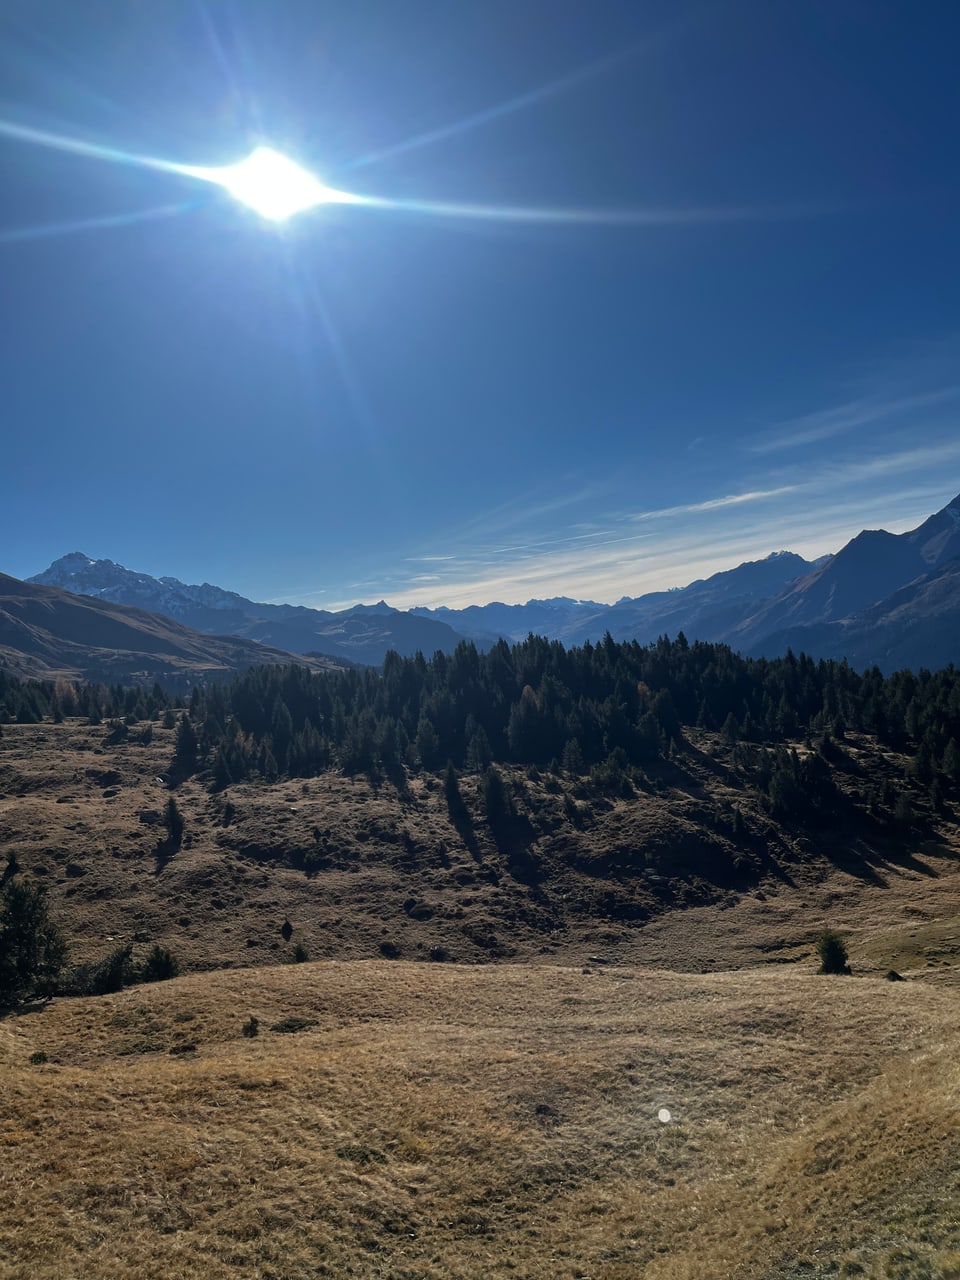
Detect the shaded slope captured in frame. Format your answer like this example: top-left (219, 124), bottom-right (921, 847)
top-left (30, 554), bottom-right (464, 665)
top-left (733, 492), bottom-right (960, 651)
top-left (749, 556), bottom-right (960, 671)
top-left (0, 574), bottom-right (337, 686)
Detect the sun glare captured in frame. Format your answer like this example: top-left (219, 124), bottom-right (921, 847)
top-left (215, 146), bottom-right (333, 222)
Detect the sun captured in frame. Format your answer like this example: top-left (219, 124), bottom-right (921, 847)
top-left (215, 146), bottom-right (334, 222)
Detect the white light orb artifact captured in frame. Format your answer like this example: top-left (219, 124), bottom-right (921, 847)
top-left (214, 146), bottom-right (334, 221)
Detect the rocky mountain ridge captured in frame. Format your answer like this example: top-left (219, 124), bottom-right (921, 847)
top-left (24, 489), bottom-right (960, 672)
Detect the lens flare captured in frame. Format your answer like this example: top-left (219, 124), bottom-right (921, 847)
top-left (206, 146), bottom-right (337, 222)
top-left (0, 116), bottom-right (810, 236)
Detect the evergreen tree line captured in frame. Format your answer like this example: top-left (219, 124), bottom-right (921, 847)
top-left (160, 634), bottom-right (960, 792)
top-left (0, 673), bottom-right (180, 727)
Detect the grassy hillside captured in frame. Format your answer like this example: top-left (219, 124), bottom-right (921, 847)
top-left (0, 574), bottom-right (341, 687)
top-left (5, 705), bottom-right (960, 1276)
top-left (3, 717), bottom-right (960, 976)
top-left (3, 960), bottom-right (959, 1279)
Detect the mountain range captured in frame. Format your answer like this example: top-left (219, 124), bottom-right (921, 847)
top-left (17, 489), bottom-right (960, 676)
top-left (28, 552), bottom-right (461, 667)
top-left (0, 573), bottom-right (341, 688)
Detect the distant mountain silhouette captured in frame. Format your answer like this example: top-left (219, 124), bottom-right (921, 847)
top-left (0, 574), bottom-right (339, 687)
top-left (728, 493), bottom-right (960, 666)
top-left (416, 552), bottom-right (819, 648)
top-left (29, 554), bottom-right (464, 666)
top-left (24, 490), bottom-right (960, 674)
top-left (746, 555), bottom-right (960, 672)
top-left (411, 596), bottom-right (607, 646)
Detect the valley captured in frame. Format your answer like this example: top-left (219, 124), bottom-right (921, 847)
top-left (3, 632), bottom-right (960, 1277)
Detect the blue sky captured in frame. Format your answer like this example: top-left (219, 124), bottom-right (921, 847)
top-left (2, 0), bottom-right (959, 609)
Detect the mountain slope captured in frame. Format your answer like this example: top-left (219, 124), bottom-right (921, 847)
top-left (412, 554), bottom-right (817, 648)
top-left (29, 554), bottom-right (465, 665)
top-left (748, 556), bottom-right (960, 671)
top-left (566, 551), bottom-right (817, 646)
top-left (0, 574), bottom-right (338, 687)
top-left (732, 493), bottom-right (960, 650)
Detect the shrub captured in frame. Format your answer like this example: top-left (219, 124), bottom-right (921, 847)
top-left (271, 1016), bottom-right (318, 1034)
top-left (242, 1015), bottom-right (259, 1038)
top-left (444, 762), bottom-right (470, 829)
top-left (89, 944), bottom-right (135, 994)
top-left (816, 928), bottom-right (851, 975)
top-left (291, 942), bottom-right (309, 963)
top-left (139, 945), bottom-right (179, 983)
top-left (28, 1050), bottom-right (48, 1065)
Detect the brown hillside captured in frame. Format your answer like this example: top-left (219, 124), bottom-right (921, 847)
top-left (5, 720), bottom-right (960, 1277)
top-left (3, 718), bottom-right (960, 979)
top-left (0, 574), bottom-right (341, 687)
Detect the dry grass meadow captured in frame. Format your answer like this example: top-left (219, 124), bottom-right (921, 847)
top-left (3, 960), bottom-right (960, 1280)
top-left (5, 719), bottom-right (960, 1276)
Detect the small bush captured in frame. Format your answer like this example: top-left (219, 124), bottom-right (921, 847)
top-left (271, 1016), bottom-right (318, 1034)
top-left (816, 928), bottom-right (851, 975)
top-left (61, 944), bottom-right (136, 997)
top-left (139, 945), bottom-right (179, 984)
top-left (335, 1143), bottom-right (386, 1166)
top-left (242, 1015), bottom-right (259, 1038)
top-left (28, 1050), bottom-right (48, 1065)
top-left (291, 942), bottom-right (309, 964)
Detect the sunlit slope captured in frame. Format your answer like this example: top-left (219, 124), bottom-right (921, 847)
top-left (3, 961), bottom-right (959, 1280)
top-left (7, 715), bottom-right (960, 978)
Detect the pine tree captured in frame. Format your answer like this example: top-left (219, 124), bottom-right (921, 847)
top-left (0, 879), bottom-right (67, 1005)
top-left (174, 714), bottom-right (199, 771)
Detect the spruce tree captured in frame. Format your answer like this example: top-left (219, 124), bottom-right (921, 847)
top-left (0, 879), bottom-right (67, 1005)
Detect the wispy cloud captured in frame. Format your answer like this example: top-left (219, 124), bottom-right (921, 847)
top-left (629, 486), bottom-right (798, 522)
top-left (350, 459), bottom-right (957, 610)
top-left (281, 346), bottom-right (960, 613)
top-left (749, 387), bottom-right (960, 454)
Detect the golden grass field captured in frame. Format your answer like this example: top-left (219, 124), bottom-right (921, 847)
top-left (3, 959), bottom-right (960, 1280)
top-left (5, 718), bottom-right (960, 1276)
